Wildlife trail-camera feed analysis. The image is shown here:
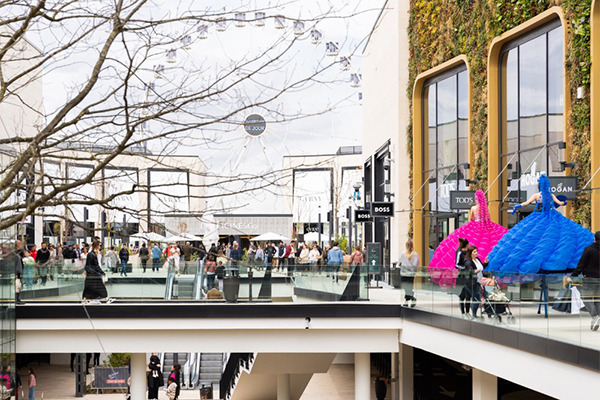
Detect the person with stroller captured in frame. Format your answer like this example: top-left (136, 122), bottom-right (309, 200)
top-left (568, 230), bottom-right (600, 331)
top-left (463, 245), bottom-right (488, 319)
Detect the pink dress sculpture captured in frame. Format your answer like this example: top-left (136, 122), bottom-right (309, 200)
top-left (428, 190), bottom-right (508, 288)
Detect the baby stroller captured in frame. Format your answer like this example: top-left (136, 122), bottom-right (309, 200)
top-left (482, 282), bottom-right (515, 324)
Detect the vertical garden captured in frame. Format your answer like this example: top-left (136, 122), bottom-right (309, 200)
top-left (407, 0), bottom-right (593, 228)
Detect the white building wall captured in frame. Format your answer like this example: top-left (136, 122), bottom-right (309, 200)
top-left (362, 0), bottom-right (411, 263)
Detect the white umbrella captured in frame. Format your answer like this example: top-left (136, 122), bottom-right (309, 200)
top-left (251, 232), bottom-right (292, 242)
top-left (146, 232), bottom-right (167, 242)
top-left (179, 232), bottom-right (203, 241)
top-left (164, 235), bottom-right (188, 243)
top-left (302, 231), bottom-right (322, 242)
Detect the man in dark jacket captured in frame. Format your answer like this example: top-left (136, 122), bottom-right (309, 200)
top-left (119, 246), bottom-right (129, 277)
top-left (36, 242), bottom-right (51, 286)
top-left (139, 243), bottom-right (149, 273)
top-left (570, 231), bottom-right (600, 331)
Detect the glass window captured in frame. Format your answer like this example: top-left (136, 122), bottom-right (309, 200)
top-left (422, 65), bottom-right (469, 250)
top-left (499, 21), bottom-right (564, 220)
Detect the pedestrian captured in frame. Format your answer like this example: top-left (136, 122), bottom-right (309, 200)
top-left (230, 241), bottom-right (241, 268)
top-left (204, 246), bottom-right (217, 291)
top-left (463, 245), bottom-right (488, 319)
top-left (104, 246), bottom-right (118, 272)
top-left (27, 368), bottom-right (36, 400)
top-left (169, 365), bottom-right (181, 400)
top-left (248, 241), bottom-right (257, 266)
top-left (399, 240), bottom-right (419, 307)
top-left (298, 244), bottom-right (309, 267)
top-left (147, 353), bottom-right (163, 400)
top-left (455, 238), bottom-right (471, 318)
top-left (349, 245), bottom-right (364, 267)
top-left (216, 249), bottom-right (227, 290)
top-left (207, 284), bottom-right (223, 299)
top-left (0, 378), bottom-right (9, 400)
top-left (119, 245), bottom-right (129, 277)
top-left (151, 243), bottom-right (162, 272)
top-left (165, 376), bottom-right (177, 400)
top-left (82, 242), bottom-right (115, 304)
top-left (28, 244), bottom-right (37, 261)
top-left (265, 242), bottom-right (276, 269)
top-left (35, 242), bottom-right (51, 287)
top-left (277, 241), bottom-right (286, 272)
top-left (23, 250), bottom-right (35, 291)
top-left (182, 242), bottom-right (193, 274)
top-left (139, 243), bottom-right (149, 273)
top-left (93, 353), bottom-right (100, 366)
top-left (308, 244), bottom-right (321, 272)
top-left (327, 241), bottom-right (344, 283)
top-left (14, 370), bottom-right (22, 400)
top-left (255, 244), bottom-right (265, 270)
top-left (569, 231), bottom-right (600, 331)
top-left (13, 241), bottom-right (23, 299)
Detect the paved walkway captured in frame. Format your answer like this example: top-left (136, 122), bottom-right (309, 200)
top-left (16, 364), bottom-right (213, 400)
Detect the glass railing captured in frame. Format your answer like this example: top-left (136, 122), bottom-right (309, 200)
top-left (379, 266), bottom-right (600, 351)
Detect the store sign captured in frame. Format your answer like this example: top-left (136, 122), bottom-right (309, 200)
top-left (354, 209), bottom-right (373, 223)
top-left (366, 242), bottom-right (382, 274)
top-left (94, 367), bottom-right (129, 389)
top-left (371, 202), bottom-right (394, 217)
top-left (505, 190), bottom-right (527, 204)
top-left (244, 114), bottom-right (266, 136)
top-left (449, 191), bottom-right (476, 210)
top-left (303, 223), bottom-right (322, 233)
top-left (548, 177), bottom-right (578, 200)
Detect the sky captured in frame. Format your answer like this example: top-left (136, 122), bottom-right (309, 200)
top-left (26, 0), bottom-right (386, 216)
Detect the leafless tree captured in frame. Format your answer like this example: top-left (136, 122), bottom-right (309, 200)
top-left (0, 0), bottom-right (373, 244)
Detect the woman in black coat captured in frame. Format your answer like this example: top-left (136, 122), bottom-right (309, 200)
top-left (82, 243), bottom-right (114, 304)
top-left (463, 245), bottom-right (488, 319)
top-left (455, 238), bottom-right (471, 317)
top-left (147, 353), bottom-right (163, 400)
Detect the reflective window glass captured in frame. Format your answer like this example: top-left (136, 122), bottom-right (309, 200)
top-left (519, 34), bottom-right (547, 150)
top-left (437, 76), bottom-right (458, 168)
top-left (548, 27), bottom-right (564, 144)
top-left (458, 71), bottom-right (469, 164)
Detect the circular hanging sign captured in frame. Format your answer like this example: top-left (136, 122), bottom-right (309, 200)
top-left (243, 114), bottom-right (266, 136)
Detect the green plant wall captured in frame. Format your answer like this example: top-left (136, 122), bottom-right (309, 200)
top-left (407, 0), bottom-right (593, 230)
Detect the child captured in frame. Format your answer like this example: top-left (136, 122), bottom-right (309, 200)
top-left (165, 377), bottom-right (177, 400)
top-left (480, 270), bottom-right (496, 286)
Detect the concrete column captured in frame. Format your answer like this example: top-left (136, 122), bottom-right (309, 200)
top-left (277, 374), bottom-right (291, 400)
top-left (354, 353), bottom-right (370, 400)
top-left (391, 352), bottom-right (399, 400)
top-left (472, 368), bottom-right (497, 400)
top-left (130, 353), bottom-right (147, 400)
top-left (399, 344), bottom-right (413, 400)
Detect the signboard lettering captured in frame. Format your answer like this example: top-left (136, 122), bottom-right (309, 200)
top-left (371, 202), bottom-right (394, 217)
top-left (354, 209), bottom-right (373, 223)
top-left (449, 191), bottom-right (476, 210)
top-left (548, 177), bottom-right (578, 200)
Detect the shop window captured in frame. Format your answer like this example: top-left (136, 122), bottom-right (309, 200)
top-left (499, 19), bottom-right (564, 226)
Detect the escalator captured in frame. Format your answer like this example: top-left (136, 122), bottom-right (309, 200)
top-left (164, 260), bottom-right (203, 300)
top-left (160, 352), bottom-right (223, 390)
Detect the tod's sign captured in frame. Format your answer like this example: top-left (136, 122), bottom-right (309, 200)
top-left (449, 191), bottom-right (476, 210)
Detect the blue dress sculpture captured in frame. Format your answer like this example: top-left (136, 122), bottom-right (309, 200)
top-left (487, 174), bottom-right (593, 274)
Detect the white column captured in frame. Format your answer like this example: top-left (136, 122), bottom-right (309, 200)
top-left (472, 368), bottom-right (497, 400)
top-left (277, 374), bottom-right (291, 400)
top-left (391, 352), bottom-right (399, 400)
top-left (399, 344), bottom-right (413, 400)
top-left (130, 353), bottom-right (147, 400)
top-left (354, 353), bottom-right (370, 400)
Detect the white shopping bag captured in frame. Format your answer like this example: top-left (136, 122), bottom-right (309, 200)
top-left (570, 286), bottom-right (585, 315)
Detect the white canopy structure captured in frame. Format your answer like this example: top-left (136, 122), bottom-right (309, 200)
top-left (164, 235), bottom-right (189, 243)
top-left (179, 233), bottom-right (203, 241)
top-left (130, 232), bottom-right (166, 242)
top-left (250, 232), bottom-right (292, 242)
top-left (302, 231), bottom-right (322, 242)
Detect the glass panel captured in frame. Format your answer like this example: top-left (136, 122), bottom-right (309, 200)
top-left (437, 76), bottom-right (457, 168)
top-left (518, 148), bottom-right (548, 200)
top-left (426, 170), bottom-right (437, 212)
top-left (427, 85), bottom-right (437, 171)
top-left (547, 27), bottom-right (564, 144)
top-left (519, 35), bottom-right (547, 150)
top-left (458, 71), bottom-right (468, 164)
top-left (437, 167), bottom-right (457, 213)
top-left (505, 49), bottom-right (518, 154)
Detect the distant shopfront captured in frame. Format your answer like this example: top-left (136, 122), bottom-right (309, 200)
top-left (165, 214), bottom-right (293, 247)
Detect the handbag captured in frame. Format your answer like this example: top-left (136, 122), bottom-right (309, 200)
top-left (552, 283), bottom-right (572, 313)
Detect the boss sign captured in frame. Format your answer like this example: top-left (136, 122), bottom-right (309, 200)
top-left (371, 202), bottom-right (395, 217)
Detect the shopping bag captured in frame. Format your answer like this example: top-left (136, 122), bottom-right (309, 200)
top-left (570, 286), bottom-right (585, 315)
top-left (552, 285), bottom-right (572, 313)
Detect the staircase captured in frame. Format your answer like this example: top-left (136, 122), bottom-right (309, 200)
top-left (199, 353), bottom-right (224, 388)
top-left (173, 276), bottom-right (195, 299)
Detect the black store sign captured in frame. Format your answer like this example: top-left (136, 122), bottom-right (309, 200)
top-left (354, 209), bottom-right (373, 223)
top-left (371, 202), bottom-right (394, 217)
top-left (304, 223), bottom-right (323, 233)
top-left (548, 176), bottom-right (578, 200)
top-left (450, 191), bottom-right (476, 210)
